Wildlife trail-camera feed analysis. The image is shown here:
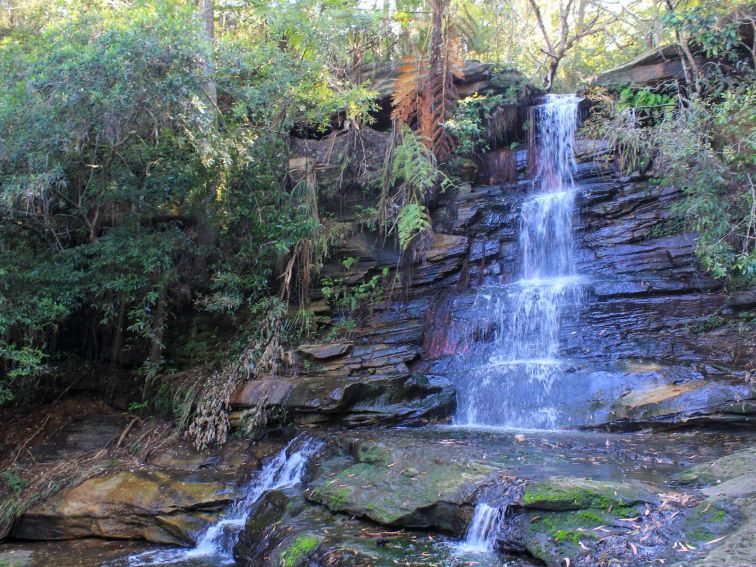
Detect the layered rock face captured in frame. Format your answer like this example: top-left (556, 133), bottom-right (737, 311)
top-left (230, 141), bottom-right (754, 429)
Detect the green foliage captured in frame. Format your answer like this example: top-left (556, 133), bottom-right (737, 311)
top-left (616, 87), bottom-right (675, 113)
top-left (397, 203), bottom-right (432, 250)
top-left (662, 5), bottom-right (741, 61)
top-left (584, 76), bottom-right (756, 284)
top-left (446, 93), bottom-right (504, 156)
top-left (382, 127), bottom-right (453, 251)
top-left (1, 469), bottom-right (29, 494)
top-left (0, 0), bottom-right (379, 404)
top-left (128, 400), bottom-right (150, 414)
top-left (321, 267), bottom-right (390, 319)
top-left (392, 127), bottom-right (443, 198)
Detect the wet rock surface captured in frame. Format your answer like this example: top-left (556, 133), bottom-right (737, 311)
top-left (677, 447), bottom-right (756, 567)
top-left (2, 427), bottom-right (754, 566)
top-left (230, 372), bottom-right (455, 426)
top-left (306, 437), bottom-right (493, 533)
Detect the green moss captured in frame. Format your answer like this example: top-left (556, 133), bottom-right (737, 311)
top-left (280, 534), bottom-right (320, 567)
top-left (680, 501), bottom-right (733, 545)
top-left (356, 443), bottom-right (392, 466)
top-left (521, 478), bottom-right (651, 512)
top-left (575, 509), bottom-right (606, 524)
top-left (323, 485), bottom-right (353, 509)
top-left (552, 529), bottom-right (584, 544)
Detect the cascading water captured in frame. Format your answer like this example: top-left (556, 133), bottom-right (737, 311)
top-left (455, 94), bottom-right (583, 429)
top-left (119, 435), bottom-right (322, 566)
top-left (458, 503), bottom-right (502, 553)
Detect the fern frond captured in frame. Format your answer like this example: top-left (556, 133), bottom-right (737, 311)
top-left (397, 203), bottom-right (431, 250)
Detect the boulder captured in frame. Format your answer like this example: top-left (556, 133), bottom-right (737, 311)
top-left (362, 59), bottom-right (528, 101)
top-left (595, 44), bottom-right (707, 87)
top-left (12, 470), bottom-right (237, 545)
top-left (307, 437), bottom-right (495, 534)
top-left (518, 477), bottom-right (658, 511)
top-left (602, 376), bottom-right (755, 430)
top-left (31, 414), bottom-right (126, 462)
top-left (498, 477), bottom-right (685, 566)
top-left (676, 447), bottom-right (756, 566)
top-left (285, 373), bottom-right (455, 426)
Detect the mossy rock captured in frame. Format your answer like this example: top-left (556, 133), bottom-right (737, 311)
top-left (520, 477), bottom-right (657, 511)
top-left (676, 447), bottom-right (756, 487)
top-left (678, 500), bottom-right (733, 546)
top-left (234, 490), bottom-right (307, 564)
top-left (279, 534), bottom-right (322, 567)
top-left (511, 502), bottom-right (638, 564)
top-left (307, 440), bottom-right (495, 534)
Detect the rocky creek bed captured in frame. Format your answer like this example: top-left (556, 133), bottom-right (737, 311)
top-left (0, 424), bottom-right (753, 566)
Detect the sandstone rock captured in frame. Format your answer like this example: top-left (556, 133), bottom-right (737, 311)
top-left (603, 377), bottom-right (754, 429)
top-left (499, 477), bottom-right (671, 566)
top-left (13, 470), bottom-right (236, 545)
top-left (677, 447), bottom-right (756, 567)
top-left (424, 233), bottom-right (468, 262)
top-left (595, 44), bottom-right (707, 87)
top-left (362, 59), bottom-right (528, 101)
top-left (31, 414), bottom-right (126, 462)
top-left (307, 438), bottom-right (495, 534)
top-left (297, 342), bottom-right (352, 360)
top-left (518, 477), bottom-right (658, 511)
top-left (285, 373), bottom-right (455, 426)
top-left (230, 379), bottom-right (293, 407)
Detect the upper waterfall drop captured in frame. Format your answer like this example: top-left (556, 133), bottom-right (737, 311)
top-left (532, 93), bottom-right (581, 192)
top-left (454, 93), bottom-right (584, 430)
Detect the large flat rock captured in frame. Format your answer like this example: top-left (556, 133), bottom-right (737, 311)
top-left (13, 470), bottom-right (237, 545)
top-left (307, 437), bottom-right (496, 534)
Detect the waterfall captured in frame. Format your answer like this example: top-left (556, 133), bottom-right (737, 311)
top-left (455, 94), bottom-right (583, 429)
top-left (120, 435), bottom-right (322, 566)
top-left (458, 503), bottom-right (502, 553)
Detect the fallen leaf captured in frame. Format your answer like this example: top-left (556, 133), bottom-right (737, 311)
top-left (705, 536), bottom-right (726, 545)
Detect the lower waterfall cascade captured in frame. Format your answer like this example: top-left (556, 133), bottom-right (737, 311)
top-left (118, 435), bottom-right (322, 566)
top-left (458, 503), bottom-right (503, 554)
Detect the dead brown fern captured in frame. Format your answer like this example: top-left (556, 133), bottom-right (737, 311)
top-left (391, 0), bottom-right (460, 164)
top-left (186, 298), bottom-right (286, 450)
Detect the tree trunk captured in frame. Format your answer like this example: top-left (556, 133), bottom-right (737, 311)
top-left (111, 301), bottom-right (126, 366)
top-left (193, 0), bottom-right (217, 288)
top-left (543, 57), bottom-right (560, 93)
top-left (201, 0), bottom-right (217, 108)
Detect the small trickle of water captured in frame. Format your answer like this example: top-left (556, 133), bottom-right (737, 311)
top-left (458, 503), bottom-right (502, 553)
top-left (120, 435), bottom-right (322, 566)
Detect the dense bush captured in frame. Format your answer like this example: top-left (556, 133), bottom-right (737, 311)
top-left (583, 77), bottom-right (756, 284)
top-left (0, 0), bottom-right (377, 401)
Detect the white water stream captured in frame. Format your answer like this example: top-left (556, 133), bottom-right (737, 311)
top-left (458, 503), bottom-right (503, 553)
top-left (456, 94), bottom-right (584, 429)
top-left (120, 435), bottom-right (322, 566)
